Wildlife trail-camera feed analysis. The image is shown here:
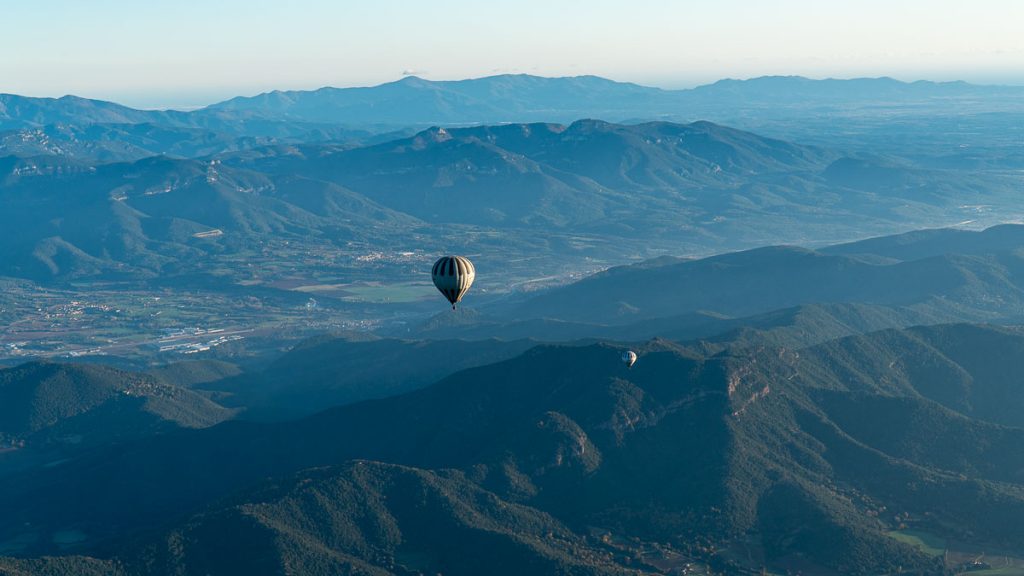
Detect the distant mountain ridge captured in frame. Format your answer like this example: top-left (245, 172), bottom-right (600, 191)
top-left (693, 75), bottom-right (994, 100)
top-left (0, 93), bottom-right (160, 127)
top-left (4, 73), bottom-right (1021, 166)
top-left (4, 74), bottom-right (1021, 133)
top-left (212, 74), bottom-right (1021, 124)
top-left (204, 74), bottom-right (674, 125)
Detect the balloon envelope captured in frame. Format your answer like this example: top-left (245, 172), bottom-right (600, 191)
top-left (432, 256), bottom-right (475, 309)
top-left (622, 350), bottom-right (637, 368)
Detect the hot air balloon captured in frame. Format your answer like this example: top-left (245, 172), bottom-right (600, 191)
top-left (431, 255), bottom-right (475, 310)
top-left (622, 350), bottom-right (637, 369)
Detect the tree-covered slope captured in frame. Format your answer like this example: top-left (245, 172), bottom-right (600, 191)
top-left (14, 324), bottom-right (1024, 572)
top-left (0, 361), bottom-right (233, 456)
top-left (123, 462), bottom-right (638, 576)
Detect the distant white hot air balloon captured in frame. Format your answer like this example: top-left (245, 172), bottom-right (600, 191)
top-left (431, 255), bottom-right (475, 310)
top-left (622, 350), bottom-right (637, 369)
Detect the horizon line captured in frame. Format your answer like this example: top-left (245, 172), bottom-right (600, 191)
top-left (3, 72), bottom-right (1023, 113)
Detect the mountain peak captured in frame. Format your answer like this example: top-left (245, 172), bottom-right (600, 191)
top-left (394, 74), bottom-right (433, 87)
top-left (417, 125), bottom-right (453, 142)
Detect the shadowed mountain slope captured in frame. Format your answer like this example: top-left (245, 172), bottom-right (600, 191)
top-left (8, 323), bottom-right (1024, 573)
top-left (515, 225), bottom-right (1024, 325)
top-left (0, 361), bottom-right (232, 447)
top-left (0, 361), bottom-right (233, 478)
top-left (204, 335), bottom-right (539, 421)
top-left (121, 461), bottom-right (637, 576)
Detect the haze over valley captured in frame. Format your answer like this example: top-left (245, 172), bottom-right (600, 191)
top-left (2, 75), bottom-right (1024, 365)
top-left (4, 2), bottom-right (1024, 573)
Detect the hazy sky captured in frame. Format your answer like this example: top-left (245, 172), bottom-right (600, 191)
top-left (3, 0), bottom-right (1023, 108)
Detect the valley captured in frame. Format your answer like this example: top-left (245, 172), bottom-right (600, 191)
top-left (2, 73), bottom-right (1024, 575)
top-left (2, 96), bottom-right (1023, 368)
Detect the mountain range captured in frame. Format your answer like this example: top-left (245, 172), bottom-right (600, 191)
top-left (4, 74), bottom-right (1023, 163)
top-left (3, 72), bottom-right (1024, 575)
top-left (3, 118), bottom-right (1016, 287)
top-left (517, 241), bottom-right (1024, 323)
top-left (8, 322), bottom-right (1024, 573)
top-left (3, 219), bottom-right (1024, 572)
top-left (5, 75), bottom-right (1020, 131)
top-left (405, 224), bottom-right (1024, 339)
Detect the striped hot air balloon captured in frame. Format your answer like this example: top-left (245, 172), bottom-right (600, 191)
top-left (622, 350), bottom-right (637, 369)
top-left (431, 256), bottom-right (475, 310)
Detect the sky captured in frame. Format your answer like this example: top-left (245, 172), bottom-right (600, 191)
top-left (3, 0), bottom-right (1023, 109)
